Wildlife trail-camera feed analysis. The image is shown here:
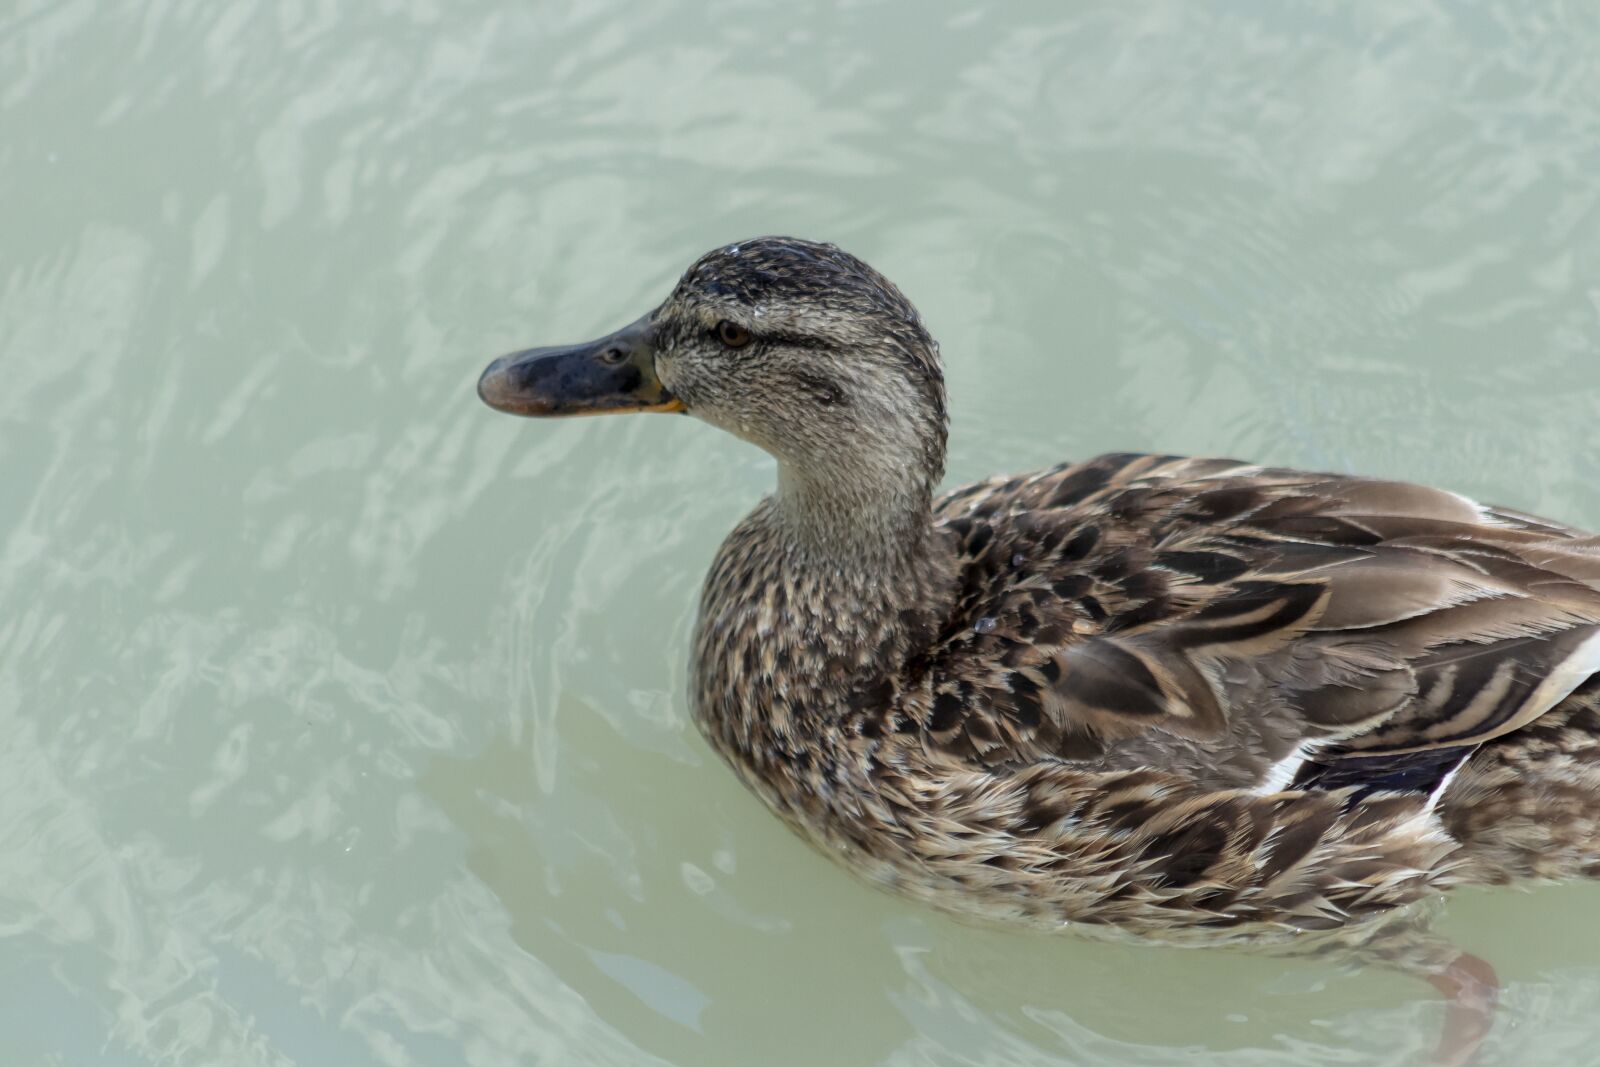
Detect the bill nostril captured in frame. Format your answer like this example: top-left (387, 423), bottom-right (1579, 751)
top-left (598, 346), bottom-right (626, 365)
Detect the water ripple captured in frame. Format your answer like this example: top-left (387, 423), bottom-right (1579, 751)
top-left (3, 2), bottom-right (1599, 1065)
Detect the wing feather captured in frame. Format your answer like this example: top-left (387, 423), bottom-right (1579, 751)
top-left (930, 453), bottom-right (1600, 795)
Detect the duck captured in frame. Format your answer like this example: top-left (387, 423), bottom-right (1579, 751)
top-left (478, 236), bottom-right (1600, 1065)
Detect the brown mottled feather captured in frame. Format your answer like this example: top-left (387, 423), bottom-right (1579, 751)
top-left (691, 449), bottom-right (1600, 945)
top-left (924, 453), bottom-right (1600, 786)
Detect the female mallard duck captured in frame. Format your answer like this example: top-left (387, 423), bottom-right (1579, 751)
top-left (479, 236), bottom-right (1600, 1064)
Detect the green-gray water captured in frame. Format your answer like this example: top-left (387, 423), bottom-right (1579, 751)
top-left (5, 3), bottom-right (1600, 1064)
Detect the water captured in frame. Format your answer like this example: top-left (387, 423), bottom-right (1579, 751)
top-left (4, 2), bottom-right (1600, 1064)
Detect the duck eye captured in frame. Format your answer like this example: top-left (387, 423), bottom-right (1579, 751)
top-left (715, 320), bottom-right (752, 348)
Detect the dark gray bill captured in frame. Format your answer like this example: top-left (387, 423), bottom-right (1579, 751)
top-left (477, 313), bottom-right (683, 418)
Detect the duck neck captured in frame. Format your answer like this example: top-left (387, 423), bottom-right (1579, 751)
top-left (773, 460), bottom-right (938, 568)
top-left (693, 452), bottom-right (957, 788)
top-left (764, 456), bottom-right (956, 689)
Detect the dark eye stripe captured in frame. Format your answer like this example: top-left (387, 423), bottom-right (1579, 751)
top-left (761, 332), bottom-right (831, 351)
top-left (703, 325), bottom-right (831, 352)
top-left (768, 334), bottom-right (832, 350)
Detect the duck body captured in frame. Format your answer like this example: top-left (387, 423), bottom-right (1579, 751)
top-left (693, 449), bottom-right (1600, 944)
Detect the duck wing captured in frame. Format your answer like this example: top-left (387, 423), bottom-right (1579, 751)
top-left (929, 453), bottom-right (1600, 794)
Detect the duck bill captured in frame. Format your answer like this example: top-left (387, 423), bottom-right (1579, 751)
top-left (477, 313), bottom-right (684, 418)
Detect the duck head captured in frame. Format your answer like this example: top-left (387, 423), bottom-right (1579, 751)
top-left (479, 237), bottom-right (949, 551)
